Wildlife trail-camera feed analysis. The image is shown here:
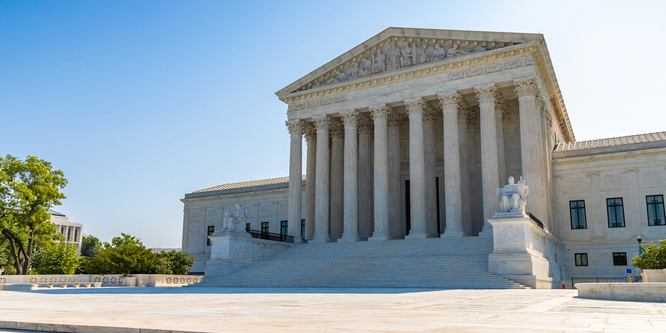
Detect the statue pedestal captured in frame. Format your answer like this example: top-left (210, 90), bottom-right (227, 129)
top-left (487, 214), bottom-right (561, 289)
top-left (204, 229), bottom-right (293, 278)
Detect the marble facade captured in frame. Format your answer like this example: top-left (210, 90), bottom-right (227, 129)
top-left (182, 28), bottom-right (666, 288)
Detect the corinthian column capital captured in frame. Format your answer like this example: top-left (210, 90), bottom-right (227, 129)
top-left (340, 109), bottom-right (359, 127)
top-left (437, 91), bottom-right (462, 110)
top-left (312, 115), bottom-right (330, 131)
top-left (474, 84), bottom-right (498, 105)
top-left (357, 115), bottom-right (373, 134)
top-left (303, 123), bottom-right (316, 142)
top-left (495, 94), bottom-right (506, 117)
top-left (387, 112), bottom-right (403, 127)
top-left (404, 97), bottom-right (426, 116)
top-left (370, 104), bottom-right (390, 121)
top-left (329, 120), bottom-right (344, 137)
top-left (513, 77), bottom-right (538, 99)
top-left (285, 119), bottom-right (303, 136)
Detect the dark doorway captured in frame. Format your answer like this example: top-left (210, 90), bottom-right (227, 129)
top-left (405, 179), bottom-right (410, 235)
top-left (436, 177), bottom-right (441, 234)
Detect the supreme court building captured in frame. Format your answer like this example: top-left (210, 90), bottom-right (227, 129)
top-left (182, 28), bottom-right (666, 288)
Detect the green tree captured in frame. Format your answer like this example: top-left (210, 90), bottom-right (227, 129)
top-left (0, 236), bottom-right (16, 275)
top-left (632, 239), bottom-right (666, 269)
top-left (31, 241), bottom-right (80, 274)
top-left (0, 155), bottom-right (67, 274)
top-left (78, 233), bottom-right (161, 274)
top-left (157, 250), bottom-right (195, 275)
top-left (80, 235), bottom-right (102, 258)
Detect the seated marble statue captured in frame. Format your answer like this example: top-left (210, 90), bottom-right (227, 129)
top-left (496, 176), bottom-right (529, 213)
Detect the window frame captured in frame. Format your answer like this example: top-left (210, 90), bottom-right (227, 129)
top-left (280, 220), bottom-right (288, 235)
top-left (647, 195), bottom-right (666, 226)
top-left (206, 225), bottom-right (215, 246)
top-left (569, 200), bottom-right (587, 229)
top-left (574, 253), bottom-right (588, 267)
top-left (612, 252), bottom-right (628, 266)
top-left (261, 222), bottom-right (269, 234)
top-left (606, 197), bottom-right (626, 228)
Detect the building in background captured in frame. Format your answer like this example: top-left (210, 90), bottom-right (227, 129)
top-left (48, 210), bottom-right (83, 253)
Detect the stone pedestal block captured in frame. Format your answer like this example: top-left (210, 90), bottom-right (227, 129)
top-left (204, 230), bottom-right (292, 277)
top-left (488, 215), bottom-right (558, 289)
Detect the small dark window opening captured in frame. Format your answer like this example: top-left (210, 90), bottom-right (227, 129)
top-left (575, 253), bottom-right (588, 266)
top-left (613, 252), bottom-right (627, 266)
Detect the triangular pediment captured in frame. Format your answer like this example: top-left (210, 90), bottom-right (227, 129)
top-left (276, 27), bottom-right (543, 99)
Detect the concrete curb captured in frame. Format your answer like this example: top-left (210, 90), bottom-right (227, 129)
top-left (0, 320), bottom-right (211, 333)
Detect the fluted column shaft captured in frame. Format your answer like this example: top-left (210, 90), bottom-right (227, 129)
top-left (357, 117), bottom-right (374, 239)
top-left (387, 114), bottom-right (402, 238)
top-left (515, 77), bottom-right (546, 222)
top-left (304, 126), bottom-right (317, 240)
top-left (312, 115), bottom-right (330, 242)
top-left (286, 120), bottom-right (304, 242)
top-left (439, 91), bottom-right (464, 236)
top-left (340, 110), bottom-right (360, 242)
top-left (370, 105), bottom-right (390, 240)
top-left (495, 100), bottom-right (506, 185)
top-left (329, 121), bottom-right (344, 240)
top-left (423, 110), bottom-right (438, 237)
top-left (458, 103), bottom-right (472, 235)
top-left (405, 98), bottom-right (427, 238)
top-left (475, 84), bottom-right (500, 232)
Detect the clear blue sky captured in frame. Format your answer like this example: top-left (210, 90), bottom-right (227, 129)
top-left (1, 0), bottom-right (664, 247)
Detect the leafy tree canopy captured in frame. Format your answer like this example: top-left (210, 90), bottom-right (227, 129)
top-left (80, 235), bottom-right (102, 258)
top-left (632, 239), bottom-right (666, 270)
top-left (0, 155), bottom-right (67, 274)
top-left (78, 233), bottom-right (161, 275)
top-left (31, 241), bottom-right (80, 275)
top-left (157, 250), bottom-right (195, 275)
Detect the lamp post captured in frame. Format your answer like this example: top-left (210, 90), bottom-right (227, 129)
top-left (637, 235), bottom-right (643, 255)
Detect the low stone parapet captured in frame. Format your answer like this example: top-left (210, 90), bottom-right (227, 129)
top-left (577, 283), bottom-right (666, 302)
top-left (0, 274), bottom-right (203, 289)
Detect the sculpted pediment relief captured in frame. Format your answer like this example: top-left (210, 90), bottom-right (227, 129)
top-left (292, 36), bottom-right (520, 94)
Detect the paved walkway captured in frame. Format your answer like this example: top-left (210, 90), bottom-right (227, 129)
top-left (0, 287), bottom-right (665, 332)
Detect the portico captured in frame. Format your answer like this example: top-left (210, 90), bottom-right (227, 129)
top-left (280, 28), bottom-right (574, 242)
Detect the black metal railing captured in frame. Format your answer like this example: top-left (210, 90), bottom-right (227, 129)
top-left (571, 277), bottom-right (628, 289)
top-left (248, 230), bottom-right (294, 243)
top-left (526, 212), bottom-right (544, 229)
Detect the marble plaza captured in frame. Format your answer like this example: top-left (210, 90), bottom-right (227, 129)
top-left (181, 28), bottom-right (666, 288)
top-left (1, 287), bottom-right (666, 332)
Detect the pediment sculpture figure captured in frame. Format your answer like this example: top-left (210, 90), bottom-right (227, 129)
top-left (386, 41), bottom-right (401, 70)
top-left (372, 48), bottom-right (386, 74)
top-left (416, 43), bottom-right (428, 64)
top-left (496, 176), bottom-right (529, 213)
top-left (400, 43), bottom-right (413, 67)
top-left (359, 57), bottom-right (373, 76)
top-left (430, 44), bottom-right (445, 60)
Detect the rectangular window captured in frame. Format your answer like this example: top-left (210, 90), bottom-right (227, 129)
top-left (245, 223), bottom-right (251, 232)
top-left (647, 195), bottom-right (665, 226)
top-left (67, 228), bottom-right (72, 241)
top-left (74, 229), bottom-right (79, 242)
top-left (280, 220), bottom-right (288, 235)
top-left (206, 225), bottom-right (215, 246)
top-left (613, 252), bottom-right (628, 266)
top-left (570, 200), bottom-right (587, 229)
top-left (575, 253), bottom-right (588, 266)
top-left (606, 198), bottom-right (625, 228)
top-left (261, 222), bottom-right (269, 233)
top-left (301, 219), bottom-right (306, 240)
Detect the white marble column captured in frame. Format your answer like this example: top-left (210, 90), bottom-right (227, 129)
top-left (514, 77), bottom-right (546, 222)
top-left (474, 84), bottom-right (500, 234)
top-left (387, 113), bottom-right (403, 239)
top-left (339, 110), bottom-right (360, 242)
top-left (304, 125), bottom-right (317, 240)
top-left (329, 120), bottom-right (344, 240)
top-left (357, 116), bottom-right (374, 239)
top-left (438, 91), bottom-right (465, 237)
top-left (458, 102), bottom-right (472, 235)
top-left (423, 107), bottom-right (438, 237)
top-left (286, 119), bottom-right (304, 242)
top-left (495, 95), bottom-right (506, 186)
top-left (404, 98), bottom-right (427, 238)
top-left (370, 104), bottom-right (390, 241)
top-left (312, 115), bottom-right (331, 242)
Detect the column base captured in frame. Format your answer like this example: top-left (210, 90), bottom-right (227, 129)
top-left (442, 227), bottom-right (465, 238)
top-left (426, 233), bottom-right (440, 238)
top-left (368, 232), bottom-right (391, 241)
top-left (338, 233), bottom-right (361, 242)
top-left (405, 230), bottom-right (428, 239)
top-left (310, 234), bottom-right (332, 243)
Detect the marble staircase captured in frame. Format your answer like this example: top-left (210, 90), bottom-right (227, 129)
top-left (199, 236), bottom-right (527, 289)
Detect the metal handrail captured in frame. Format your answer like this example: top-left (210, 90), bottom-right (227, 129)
top-left (247, 230), bottom-right (294, 243)
top-left (526, 212), bottom-right (545, 229)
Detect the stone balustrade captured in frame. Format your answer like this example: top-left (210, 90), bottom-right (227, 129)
top-left (0, 274), bottom-right (203, 289)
